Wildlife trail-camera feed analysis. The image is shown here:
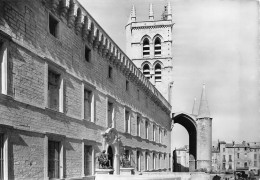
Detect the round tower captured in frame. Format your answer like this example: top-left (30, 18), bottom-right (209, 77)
top-left (196, 84), bottom-right (212, 172)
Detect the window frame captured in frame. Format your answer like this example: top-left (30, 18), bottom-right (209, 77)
top-left (154, 37), bottom-right (162, 57)
top-left (47, 67), bottom-right (64, 113)
top-left (136, 115), bottom-right (141, 137)
top-left (124, 108), bottom-right (131, 134)
top-left (108, 65), bottom-right (113, 79)
top-left (82, 81), bottom-right (96, 122)
top-left (84, 45), bottom-right (91, 62)
top-left (0, 41), bottom-right (8, 95)
top-left (142, 38), bottom-right (150, 57)
top-left (44, 134), bottom-right (65, 180)
top-left (48, 12), bottom-right (60, 38)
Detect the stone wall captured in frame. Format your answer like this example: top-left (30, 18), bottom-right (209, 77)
top-left (0, 0), bottom-right (172, 179)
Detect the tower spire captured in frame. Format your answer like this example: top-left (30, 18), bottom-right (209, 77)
top-left (131, 5), bottom-right (136, 22)
top-left (149, 3), bottom-right (154, 21)
top-left (192, 97), bottom-right (197, 115)
top-left (197, 84), bottom-right (211, 118)
top-left (128, 5), bottom-right (136, 24)
top-left (167, 1), bottom-right (172, 20)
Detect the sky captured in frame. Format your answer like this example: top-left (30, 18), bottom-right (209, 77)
top-left (78, 0), bottom-right (260, 149)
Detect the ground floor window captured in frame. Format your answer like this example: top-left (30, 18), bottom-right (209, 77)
top-left (84, 145), bottom-right (92, 176)
top-left (48, 141), bottom-right (60, 179)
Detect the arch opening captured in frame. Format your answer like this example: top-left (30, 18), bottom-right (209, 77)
top-left (173, 113), bottom-right (197, 172)
top-left (143, 38), bottom-right (150, 57)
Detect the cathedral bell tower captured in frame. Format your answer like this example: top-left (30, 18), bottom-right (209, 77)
top-left (125, 2), bottom-right (174, 103)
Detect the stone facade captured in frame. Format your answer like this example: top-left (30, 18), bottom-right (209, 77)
top-left (125, 3), bottom-right (174, 103)
top-left (214, 141), bottom-right (260, 174)
top-left (0, 0), bottom-right (172, 179)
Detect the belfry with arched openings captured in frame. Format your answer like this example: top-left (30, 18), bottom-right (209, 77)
top-left (126, 2), bottom-right (212, 172)
top-left (126, 3), bottom-right (174, 102)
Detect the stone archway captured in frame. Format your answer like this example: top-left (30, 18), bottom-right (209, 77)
top-left (173, 112), bottom-right (197, 171)
top-left (101, 128), bottom-right (120, 175)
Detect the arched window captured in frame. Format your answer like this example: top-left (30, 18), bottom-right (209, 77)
top-left (143, 38), bottom-right (150, 57)
top-left (154, 37), bottom-right (161, 56)
top-left (154, 63), bottom-right (162, 82)
top-left (143, 64), bottom-right (150, 80)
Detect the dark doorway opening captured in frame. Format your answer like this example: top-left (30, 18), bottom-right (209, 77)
top-left (107, 146), bottom-right (113, 168)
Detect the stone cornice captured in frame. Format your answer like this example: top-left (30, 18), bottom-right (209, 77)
top-left (41, 0), bottom-right (171, 114)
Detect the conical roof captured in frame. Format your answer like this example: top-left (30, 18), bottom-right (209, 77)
top-left (197, 84), bottom-right (211, 119)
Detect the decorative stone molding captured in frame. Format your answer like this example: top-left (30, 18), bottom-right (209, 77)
top-left (43, 0), bottom-right (171, 114)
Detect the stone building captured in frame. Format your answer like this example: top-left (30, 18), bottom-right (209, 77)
top-left (125, 3), bottom-right (213, 172)
top-left (173, 145), bottom-right (189, 172)
top-left (216, 141), bottom-right (260, 173)
top-left (0, 0), bottom-right (172, 179)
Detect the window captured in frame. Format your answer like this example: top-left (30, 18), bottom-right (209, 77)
top-left (153, 153), bottom-right (156, 170)
top-left (0, 134), bottom-right (4, 179)
top-left (153, 125), bottom-right (156, 141)
top-left (84, 89), bottom-right (92, 121)
top-left (254, 161), bottom-right (257, 167)
top-left (108, 66), bottom-right (113, 79)
top-left (137, 116), bottom-right (140, 136)
top-left (48, 70), bottom-right (62, 112)
top-left (49, 14), bottom-right (59, 37)
top-left (223, 148), bottom-right (225, 152)
top-left (143, 38), bottom-right (150, 57)
top-left (222, 163), bottom-right (226, 170)
top-left (223, 155), bottom-right (226, 161)
top-left (154, 37), bottom-right (161, 56)
top-left (0, 41), bottom-right (8, 95)
top-left (124, 149), bottom-right (130, 161)
top-left (125, 110), bottom-right (130, 133)
top-left (107, 102), bottom-right (113, 128)
top-left (154, 63), bottom-right (162, 82)
top-left (159, 128), bottom-right (161, 143)
top-left (237, 153), bottom-right (239, 159)
top-left (84, 145), bottom-right (92, 176)
top-left (229, 155), bottom-right (232, 162)
top-left (136, 151), bottom-right (140, 171)
top-left (228, 164), bottom-right (232, 170)
top-left (48, 141), bottom-right (60, 179)
top-left (145, 120), bottom-right (149, 139)
top-left (126, 80), bottom-right (129, 91)
top-left (85, 46), bottom-right (91, 62)
top-left (254, 154), bottom-right (257, 159)
top-left (145, 152), bottom-right (149, 171)
top-left (143, 64), bottom-right (150, 80)
top-left (244, 162), bottom-right (248, 167)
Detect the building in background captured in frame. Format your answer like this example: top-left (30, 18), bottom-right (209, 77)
top-left (217, 141), bottom-right (260, 174)
top-left (0, 0), bottom-right (172, 179)
top-left (173, 145), bottom-right (189, 172)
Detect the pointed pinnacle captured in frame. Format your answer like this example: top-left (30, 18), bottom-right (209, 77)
top-left (197, 84), bottom-right (211, 118)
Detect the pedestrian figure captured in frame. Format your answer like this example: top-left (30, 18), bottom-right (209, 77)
top-left (249, 170), bottom-right (255, 180)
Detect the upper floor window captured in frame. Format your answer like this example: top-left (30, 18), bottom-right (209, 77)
top-left (145, 120), bottom-right (149, 139)
top-left (126, 80), bottom-right (129, 91)
top-left (107, 102), bottom-right (114, 128)
top-left (125, 110), bottom-right (130, 134)
top-left (84, 89), bottom-right (92, 121)
top-left (48, 70), bottom-right (62, 112)
top-left (143, 38), bottom-right (150, 57)
top-left (108, 66), bottom-right (113, 79)
top-left (0, 41), bottom-right (8, 95)
top-left (85, 46), bottom-right (91, 62)
top-left (137, 116), bottom-right (140, 136)
top-left (159, 128), bottom-right (162, 143)
top-left (143, 64), bottom-right (150, 80)
top-left (49, 13), bottom-right (59, 38)
top-left (154, 63), bottom-right (162, 82)
top-left (153, 125), bottom-right (156, 141)
top-left (153, 153), bottom-right (156, 170)
top-left (154, 37), bottom-right (161, 56)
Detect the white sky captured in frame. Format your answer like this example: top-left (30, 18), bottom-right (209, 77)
top-left (78, 0), bottom-right (260, 149)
